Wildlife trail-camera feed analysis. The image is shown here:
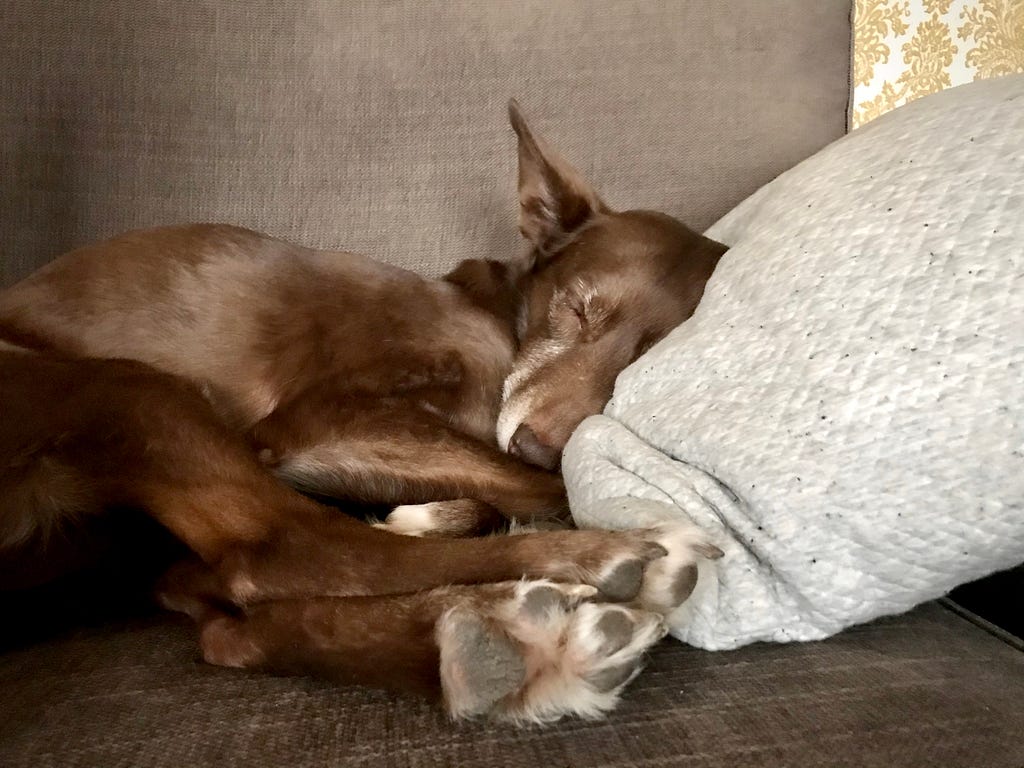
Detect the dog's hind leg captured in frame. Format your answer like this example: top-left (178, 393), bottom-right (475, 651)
top-left (0, 352), bottom-right (289, 574)
top-left (195, 580), bottom-right (667, 723)
top-left (370, 498), bottom-right (509, 538)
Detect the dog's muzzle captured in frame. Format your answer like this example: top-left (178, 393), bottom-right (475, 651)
top-left (508, 424), bottom-right (561, 471)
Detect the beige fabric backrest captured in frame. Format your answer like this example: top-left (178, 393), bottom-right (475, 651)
top-left (1, 1), bottom-right (851, 286)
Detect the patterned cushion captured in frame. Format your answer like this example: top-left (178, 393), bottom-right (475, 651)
top-left (852, 0), bottom-right (1024, 127)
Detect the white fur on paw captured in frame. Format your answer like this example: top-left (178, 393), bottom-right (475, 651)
top-left (636, 524), bottom-right (724, 614)
top-left (437, 580), bottom-right (666, 724)
top-left (372, 503), bottom-right (442, 537)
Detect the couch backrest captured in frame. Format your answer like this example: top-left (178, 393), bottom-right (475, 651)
top-left (0, 1), bottom-right (851, 286)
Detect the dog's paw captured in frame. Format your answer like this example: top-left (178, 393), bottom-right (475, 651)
top-left (531, 524), bottom-right (722, 613)
top-left (374, 499), bottom-right (507, 538)
top-left (631, 524), bottom-right (724, 614)
top-left (373, 503), bottom-right (442, 537)
top-left (437, 580), bottom-right (666, 723)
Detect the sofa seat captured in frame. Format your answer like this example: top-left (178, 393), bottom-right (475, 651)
top-left (2, 602), bottom-right (1019, 767)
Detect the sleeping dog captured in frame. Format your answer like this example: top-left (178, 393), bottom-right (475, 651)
top-left (0, 101), bottom-right (726, 722)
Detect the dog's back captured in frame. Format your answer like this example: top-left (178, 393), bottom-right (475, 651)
top-left (0, 224), bottom-right (515, 438)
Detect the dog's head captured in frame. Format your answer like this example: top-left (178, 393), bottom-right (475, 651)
top-left (496, 101), bottom-right (727, 470)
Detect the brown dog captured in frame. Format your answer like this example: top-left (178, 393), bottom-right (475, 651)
top-left (0, 102), bottom-right (726, 722)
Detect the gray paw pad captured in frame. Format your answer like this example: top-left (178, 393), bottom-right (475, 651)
top-left (594, 610), bottom-right (634, 655)
top-left (670, 564), bottom-right (700, 605)
top-left (521, 585), bottom-right (565, 619)
top-left (447, 613), bottom-right (526, 716)
top-left (599, 559), bottom-right (644, 602)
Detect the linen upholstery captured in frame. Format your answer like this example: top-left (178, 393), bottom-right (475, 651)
top-left (0, 603), bottom-right (1020, 767)
top-left (1, 0), bottom-right (852, 286)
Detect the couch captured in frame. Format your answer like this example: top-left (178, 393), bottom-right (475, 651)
top-left (1, 2), bottom-right (1021, 766)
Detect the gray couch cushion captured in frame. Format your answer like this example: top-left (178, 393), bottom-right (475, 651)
top-left (1, 0), bottom-right (851, 286)
top-left (1, 603), bottom-right (1020, 767)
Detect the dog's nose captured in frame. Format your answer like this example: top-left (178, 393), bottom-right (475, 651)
top-left (508, 424), bottom-right (561, 470)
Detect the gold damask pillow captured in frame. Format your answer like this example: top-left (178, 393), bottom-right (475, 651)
top-left (853, 0), bottom-right (1024, 127)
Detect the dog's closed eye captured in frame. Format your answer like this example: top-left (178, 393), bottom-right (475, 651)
top-left (549, 295), bottom-right (584, 338)
top-left (550, 282), bottom-right (613, 341)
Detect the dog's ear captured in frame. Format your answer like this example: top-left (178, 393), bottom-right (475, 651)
top-left (508, 99), bottom-right (606, 259)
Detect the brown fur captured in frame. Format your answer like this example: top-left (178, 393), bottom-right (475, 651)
top-left (0, 102), bottom-right (726, 710)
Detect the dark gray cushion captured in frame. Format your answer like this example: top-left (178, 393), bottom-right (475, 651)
top-left (1, 602), bottom-right (1020, 767)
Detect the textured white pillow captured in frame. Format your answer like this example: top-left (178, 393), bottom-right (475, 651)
top-left (563, 75), bottom-right (1024, 650)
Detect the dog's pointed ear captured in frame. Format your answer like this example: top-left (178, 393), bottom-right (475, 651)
top-left (508, 99), bottom-right (606, 258)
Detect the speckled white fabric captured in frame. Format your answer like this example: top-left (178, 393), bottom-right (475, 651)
top-left (563, 75), bottom-right (1024, 650)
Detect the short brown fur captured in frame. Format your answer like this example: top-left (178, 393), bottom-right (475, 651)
top-left (0, 102), bottom-right (726, 712)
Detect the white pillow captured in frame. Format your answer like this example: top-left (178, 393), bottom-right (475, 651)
top-left (563, 74), bottom-right (1024, 650)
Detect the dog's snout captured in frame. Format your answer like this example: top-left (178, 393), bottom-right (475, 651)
top-left (508, 424), bottom-right (561, 471)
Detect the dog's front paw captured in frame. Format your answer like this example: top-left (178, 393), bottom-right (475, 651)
top-left (437, 580), bottom-right (666, 723)
top-left (532, 524), bottom-right (722, 613)
top-left (631, 524), bottom-right (723, 614)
